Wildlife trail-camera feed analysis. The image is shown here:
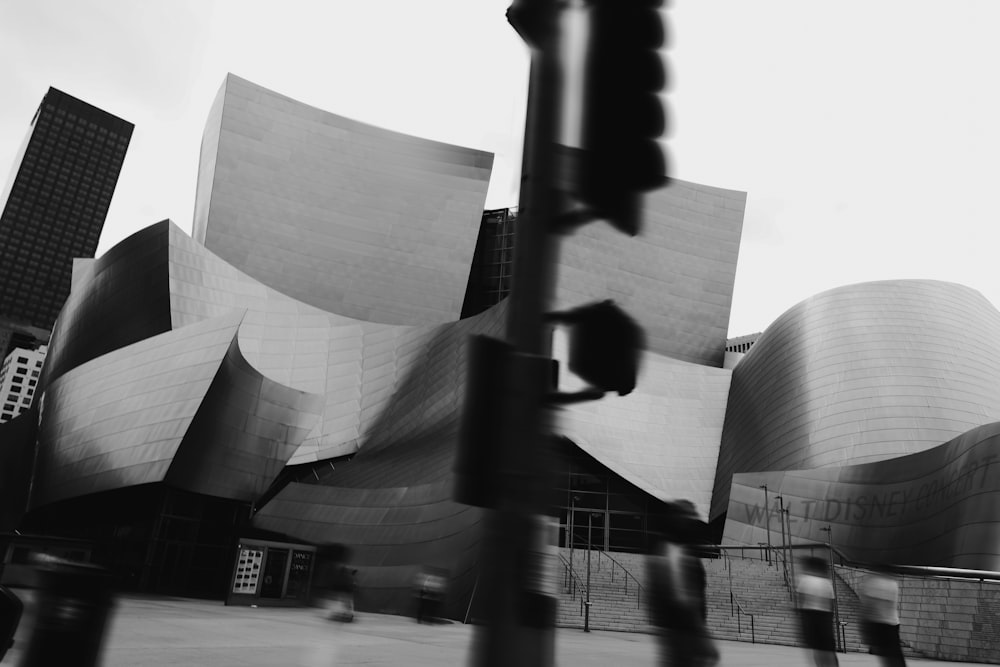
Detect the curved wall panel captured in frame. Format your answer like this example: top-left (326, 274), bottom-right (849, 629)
top-left (553, 331), bottom-right (732, 519)
top-left (712, 280), bottom-right (1000, 519)
top-left (554, 179), bottom-right (746, 366)
top-left (253, 302), bottom-right (507, 616)
top-left (192, 74), bottom-right (493, 326)
top-left (166, 222), bottom-right (478, 463)
top-left (40, 222), bottom-right (172, 392)
top-left (32, 312), bottom-right (244, 507)
top-left (722, 422), bottom-right (1000, 570)
top-left (165, 333), bottom-right (324, 501)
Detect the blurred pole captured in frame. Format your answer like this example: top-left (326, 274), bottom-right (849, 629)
top-left (469, 1), bottom-right (564, 665)
top-left (760, 484), bottom-right (771, 564)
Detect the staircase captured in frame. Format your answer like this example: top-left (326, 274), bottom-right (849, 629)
top-left (555, 547), bottom-right (869, 654)
top-left (556, 548), bottom-right (652, 633)
top-left (704, 554), bottom-right (796, 645)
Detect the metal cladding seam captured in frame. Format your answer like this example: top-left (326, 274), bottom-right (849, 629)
top-left (712, 279), bottom-right (1000, 520)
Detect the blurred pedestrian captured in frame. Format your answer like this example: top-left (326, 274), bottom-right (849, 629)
top-left (647, 501), bottom-right (718, 667)
top-left (796, 555), bottom-right (839, 667)
top-left (860, 567), bottom-right (906, 667)
top-left (414, 567), bottom-right (446, 623)
top-left (312, 544), bottom-right (354, 622)
top-left (330, 565), bottom-right (356, 622)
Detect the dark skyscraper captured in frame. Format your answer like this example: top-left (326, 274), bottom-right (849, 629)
top-left (461, 207), bottom-right (518, 319)
top-left (0, 87), bottom-right (133, 330)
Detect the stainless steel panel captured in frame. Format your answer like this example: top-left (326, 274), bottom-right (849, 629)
top-left (192, 74), bottom-right (492, 326)
top-left (713, 280), bottom-right (1000, 519)
top-left (723, 421), bottom-right (1000, 570)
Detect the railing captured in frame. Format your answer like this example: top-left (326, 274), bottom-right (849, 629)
top-left (731, 593), bottom-right (755, 644)
top-left (559, 553), bottom-right (589, 616)
top-left (592, 549), bottom-right (643, 609)
top-left (716, 544), bottom-right (794, 602)
top-left (566, 531), bottom-right (644, 610)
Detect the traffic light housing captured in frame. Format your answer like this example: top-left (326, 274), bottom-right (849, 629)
top-left (548, 300), bottom-right (644, 396)
top-left (576, 0), bottom-right (668, 235)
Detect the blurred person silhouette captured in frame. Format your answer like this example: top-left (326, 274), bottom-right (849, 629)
top-left (312, 544), bottom-right (354, 622)
top-left (330, 565), bottom-right (356, 622)
top-left (17, 553), bottom-right (115, 666)
top-left (303, 544), bottom-right (353, 666)
top-left (796, 555), bottom-right (839, 667)
top-left (414, 566), bottom-right (447, 623)
top-left (860, 566), bottom-right (906, 667)
top-left (647, 500), bottom-right (718, 666)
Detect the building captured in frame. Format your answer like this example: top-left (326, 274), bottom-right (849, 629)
top-left (192, 74), bottom-right (492, 327)
top-left (724, 332), bottom-right (760, 355)
top-left (0, 317), bottom-right (49, 362)
top-left (461, 207), bottom-right (518, 318)
top-left (0, 345), bottom-right (45, 424)
top-left (0, 87), bottom-right (133, 330)
top-left (2, 75), bottom-right (999, 630)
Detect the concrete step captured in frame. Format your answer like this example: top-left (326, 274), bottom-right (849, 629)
top-left (556, 548), bottom-right (871, 652)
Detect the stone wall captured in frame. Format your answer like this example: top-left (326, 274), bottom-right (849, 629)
top-left (839, 567), bottom-right (1000, 663)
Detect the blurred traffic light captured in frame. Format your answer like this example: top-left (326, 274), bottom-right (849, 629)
top-left (576, 0), bottom-right (668, 235)
top-left (549, 300), bottom-right (644, 396)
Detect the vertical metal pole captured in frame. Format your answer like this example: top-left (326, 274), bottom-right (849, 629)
top-left (585, 511), bottom-right (592, 632)
top-left (569, 496), bottom-right (576, 595)
top-left (821, 525), bottom-right (842, 653)
top-left (784, 508), bottom-right (795, 594)
top-left (604, 478), bottom-right (610, 552)
top-left (776, 495), bottom-right (788, 588)
top-left (760, 484), bottom-right (771, 564)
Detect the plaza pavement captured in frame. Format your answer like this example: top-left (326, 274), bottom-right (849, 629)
top-left (4, 591), bottom-right (983, 666)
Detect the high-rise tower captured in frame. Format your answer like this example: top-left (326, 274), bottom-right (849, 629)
top-left (0, 87), bottom-right (133, 330)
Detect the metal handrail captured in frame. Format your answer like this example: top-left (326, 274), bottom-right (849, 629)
top-left (565, 530), bottom-right (644, 609)
top-left (719, 540), bottom-right (1000, 584)
top-left (593, 549), bottom-right (643, 609)
top-left (558, 553), bottom-right (589, 615)
top-left (731, 593), bottom-right (755, 644)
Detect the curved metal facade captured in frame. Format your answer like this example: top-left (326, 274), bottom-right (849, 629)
top-left (32, 307), bottom-right (324, 508)
top-left (252, 312), bottom-right (509, 615)
top-left (712, 280), bottom-right (1000, 519)
top-left (40, 222), bottom-right (173, 391)
top-left (555, 179), bottom-right (746, 366)
top-left (191, 74), bottom-right (493, 327)
top-left (45, 67), bottom-right (1000, 610)
top-left (723, 422), bottom-right (1000, 570)
top-left (553, 331), bottom-right (732, 519)
top-left (30, 215), bottom-right (509, 612)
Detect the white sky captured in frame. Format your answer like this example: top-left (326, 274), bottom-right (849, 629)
top-left (2, 1), bottom-right (999, 337)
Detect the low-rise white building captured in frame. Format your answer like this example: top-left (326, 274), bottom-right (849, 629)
top-left (0, 345), bottom-right (46, 423)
